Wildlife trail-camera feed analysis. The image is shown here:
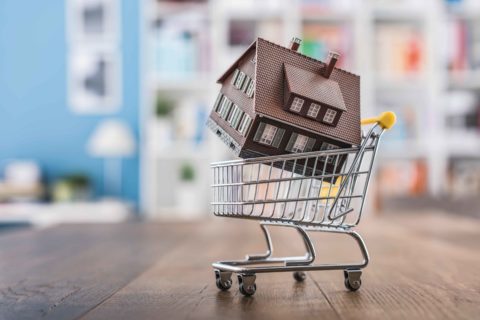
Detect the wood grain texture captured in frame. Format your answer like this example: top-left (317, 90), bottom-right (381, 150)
top-left (0, 213), bottom-right (478, 320)
top-left (0, 223), bottom-right (194, 320)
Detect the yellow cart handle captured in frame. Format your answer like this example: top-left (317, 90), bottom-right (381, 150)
top-left (361, 111), bottom-right (396, 129)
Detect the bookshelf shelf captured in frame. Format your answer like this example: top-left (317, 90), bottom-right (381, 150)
top-left (448, 71), bottom-right (480, 89)
top-left (140, 0), bottom-right (480, 217)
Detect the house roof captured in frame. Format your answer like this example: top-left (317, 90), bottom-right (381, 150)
top-left (284, 63), bottom-right (347, 111)
top-left (217, 37), bottom-right (361, 146)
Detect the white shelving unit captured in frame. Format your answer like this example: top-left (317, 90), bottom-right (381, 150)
top-left (140, 0), bottom-right (480, 217)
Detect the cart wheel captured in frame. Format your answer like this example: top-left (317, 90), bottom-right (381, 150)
top-left (238, 274), bottom-right (256, 296)
top-left (344, 270), bottom-right (362, 291)
top-left (293, 271), bottom-right (306, 282)
top-left (214, 270), bottom-right (232, 291)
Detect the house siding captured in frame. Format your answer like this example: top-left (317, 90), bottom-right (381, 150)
top-left (207, 48), bottom-right (257, 152)
top-left (243, 116), bottom-right (348, 180)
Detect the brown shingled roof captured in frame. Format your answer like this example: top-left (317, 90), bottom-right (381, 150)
top-left (284, 63), bottom-right (347, 111)
top-left (254, 38), bottom-right (361, 146)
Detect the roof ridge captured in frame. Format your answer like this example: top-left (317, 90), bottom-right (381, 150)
top-left (257, 37), bottom-right (359, 78)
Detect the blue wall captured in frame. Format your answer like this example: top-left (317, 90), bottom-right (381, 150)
top-left (0, 1), bottom-right (140, 206)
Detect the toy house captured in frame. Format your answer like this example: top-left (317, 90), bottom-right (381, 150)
top-left (207, 37), bottom-right (361, 176)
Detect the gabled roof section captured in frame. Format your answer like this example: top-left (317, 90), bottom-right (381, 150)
top-left (254, 38), bottom-right (361, 145)
top-left (284, 64), bottom-right (347, 111)
top-left (217, 40), bottom-right (257, 83)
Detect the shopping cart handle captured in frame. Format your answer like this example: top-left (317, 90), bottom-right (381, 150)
top-left (361, 111), bottom-right (396, 129)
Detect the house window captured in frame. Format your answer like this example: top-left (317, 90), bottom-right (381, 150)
top-left (253, 123), bottom-right (285, 147)
top-left (320, 142), bottom-right (338, 151)
top-left (320, 142), bottom-right (338, 163)
top-left (290, 97), bottom-right (304, 112)
top-left (234, 71), bottom-right (246, 89)
top-left (216, 96), bottom-right (227, 114)
top-left (238, 115), bottom-right (252, 136)
top-left (242, 77), bottom-right (251, 92)
top-left (231, 110), bottom-right (244, 129)
top-left (230, 69), bottom-right (240, 85)
top-left (292, 134), bottom-right (308, 153)
top-left (259, 124), bottom-right (277, 145)
top-left (307, 103), bottom-right (321, 118)
top-left (227, 104), bottom-right (242, 129)
top-left (323, 109), bottom-right (337, 124)
top-left (286, 133), bottom-right (316, 153)
top-left (214, 93), bottom-right (224, 112)
top-left (220, 99), bottom-right (233, 119)
top-left (246, 81), bottom-right (255, 98)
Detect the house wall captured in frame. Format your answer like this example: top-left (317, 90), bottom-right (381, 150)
top-left (207, 46), bottom-right (257, 151)
top-left (242, 116), bottom-right (349, 179)
top-left (244, 116), bottom-right (349, 156)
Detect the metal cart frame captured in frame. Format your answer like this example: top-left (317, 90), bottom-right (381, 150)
top-left (210, 112), bottom-right (395, 296)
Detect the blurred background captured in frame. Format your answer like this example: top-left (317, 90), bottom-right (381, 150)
top-left (0, 0), bottom-right (479, 229)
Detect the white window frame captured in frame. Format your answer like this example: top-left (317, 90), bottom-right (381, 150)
top-left (292, 134), bottom-right (308, 153)
top-left (307, 103), bottom-right (321, 118)
top-left (259, 124), bottom-right (278, 146)
top-left (238, 115), bottom-right (252, 136)
top-left (234, 71), bottom-right (246, 89)
top-left (230, 69), bottom-right (240, 85)
top-left (320, 142), bottom-right (338, 163)
top-left (320, 142), bottom-right (338, 151)
top-left (242, 77), bottom-right (251, 92)
top-left (214, 93), bottom-right (224, 112)
top-left (323, 109), bottom-right (337, 124)
top-left (227, 105), bottom-right (239, 124)
top-left (290, 97), bottom-right (304, 112)
top-left (220, 99), bottom-right (232, 119)
top-left (246, 81), bottom-right (255, 98)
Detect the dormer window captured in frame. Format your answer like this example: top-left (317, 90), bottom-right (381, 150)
top-left (290, 97), bottom-right (304, 112)
top-left (307, 103), bottom-right (321, 118)
top-left (234, 71), bottom-right (246, 89)
top-left (323, 109), bottom-right (337, 124)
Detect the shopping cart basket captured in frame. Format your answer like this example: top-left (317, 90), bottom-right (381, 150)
top-left (211, 112), bottom-right (396, 296)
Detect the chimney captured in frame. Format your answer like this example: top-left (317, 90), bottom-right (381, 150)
top-left (289, 37), bottom-right (302, 52)
top-left (324, 51), bottom-right (340, 78)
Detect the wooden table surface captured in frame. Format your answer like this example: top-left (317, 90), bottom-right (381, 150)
top-left (0, 212), bottom-right (479, 320)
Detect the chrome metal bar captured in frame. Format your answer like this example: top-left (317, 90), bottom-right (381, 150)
top-left (212, 225), bottom-right (369, 274)
top-left (246, 223), bottom-right (274, 260)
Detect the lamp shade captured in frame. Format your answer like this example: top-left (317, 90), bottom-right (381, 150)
top-left (87, 119), bottom-right (136, 157)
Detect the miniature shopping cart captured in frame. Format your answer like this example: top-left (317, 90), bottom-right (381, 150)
top-left (211, 112), bottom-right (396, 296)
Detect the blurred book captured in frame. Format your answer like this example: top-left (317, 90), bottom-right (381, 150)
top-left (375, 23), bottom-right (425, 80)
top-left (378, 160), bottom-right (428, 197)
top-left (445, 18), bottom-right (480, 75)
top-left (228, 19), bottom-right (283, 48)
top-left (152, 10), bottom-right (211, 79)
top-left (300, 0), bottom-right (356, 12)
top-left (301, 22), bottom-right (353, 68)
top-left (444, 91), bottom-right (480, 133)
top-left (448, 157), bottom-right (480, 198)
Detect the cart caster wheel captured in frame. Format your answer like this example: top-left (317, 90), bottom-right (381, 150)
top-left (344, 270), bottom-right (362, 291)
top-left (293, 271), bottom-right (306, 282)
top-left (214, 270), bottom-right (232, 291)
top-left (238, 274), bottom-right (256, 296)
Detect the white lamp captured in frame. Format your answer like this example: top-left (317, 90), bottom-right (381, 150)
top-left (87, 119), bottom-right (136, 198)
